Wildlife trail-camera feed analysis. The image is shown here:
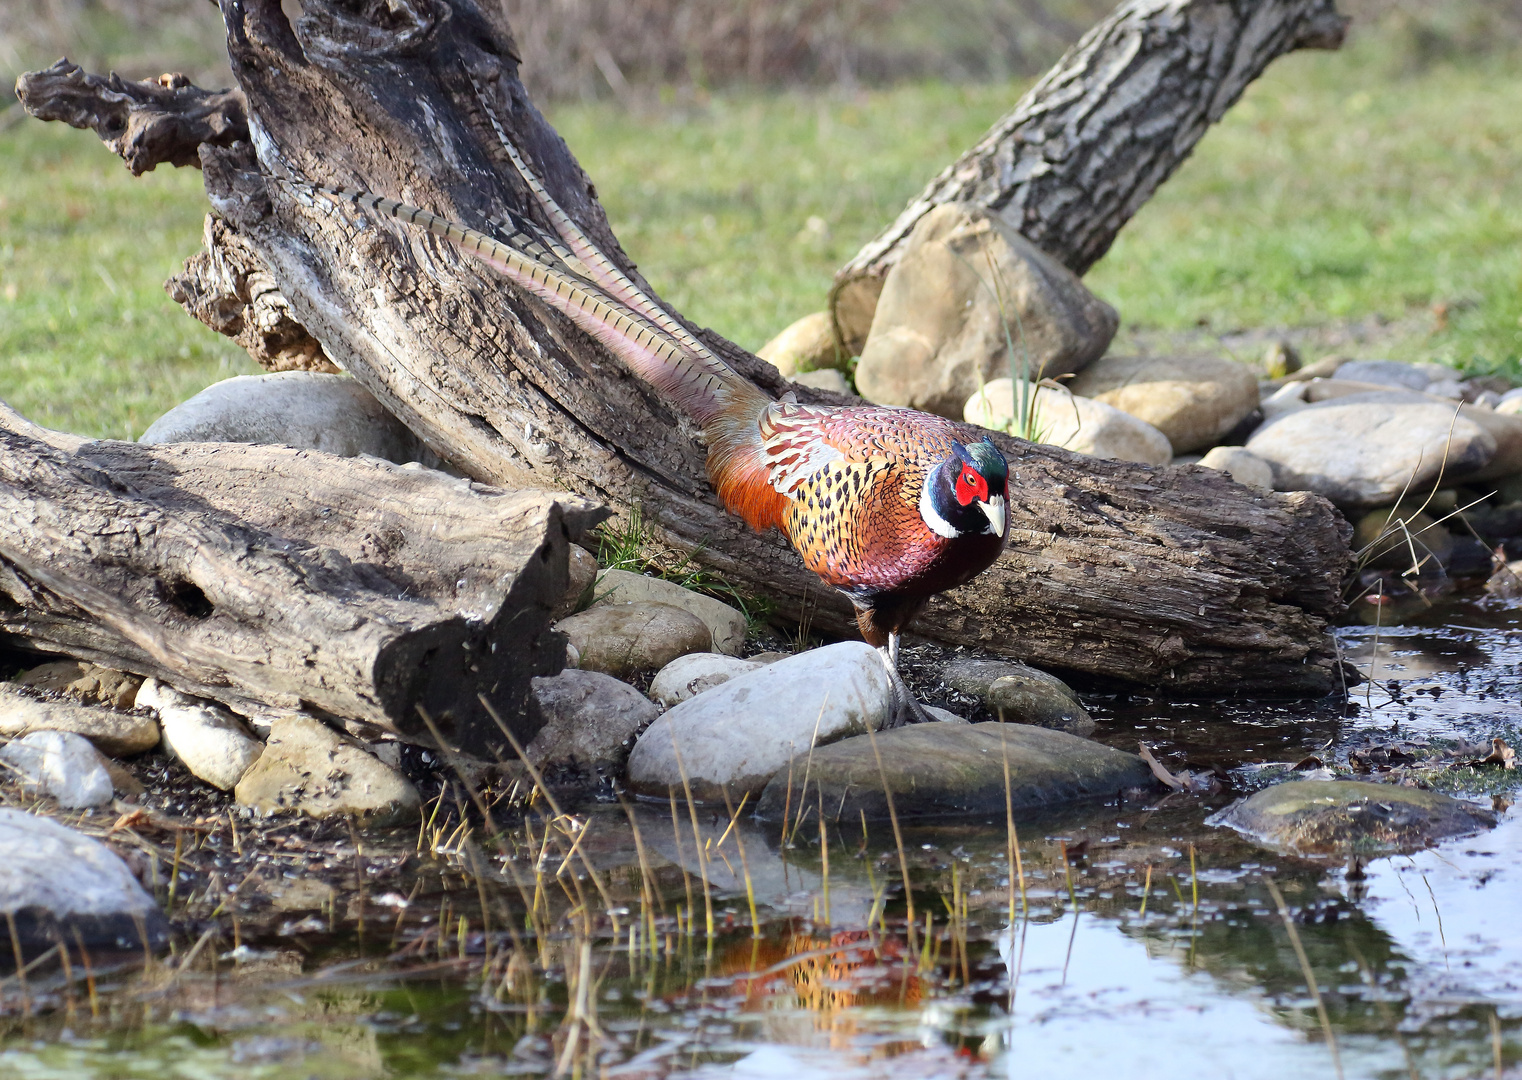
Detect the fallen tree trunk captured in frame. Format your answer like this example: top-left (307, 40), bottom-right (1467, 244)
top-left (0, 403), bottom-right (603, 757)
top-left (16, 0), bottom-right (1354, 697)
top-left (830, 0), bottom-right (1349, 351)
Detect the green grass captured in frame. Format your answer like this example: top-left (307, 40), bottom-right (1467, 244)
top-left (2, 29), bottom-right (1520, 439)
top-left (0, 124), bottom-right (257, 440)
top-left (1085, 43), bottom-right (1522, 374)
top-left (557, 36), bottom-right (1522, 374)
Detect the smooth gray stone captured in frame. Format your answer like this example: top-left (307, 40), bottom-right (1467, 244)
top-left (627, 641), bottom-right (892, 803)
top-left (528, 669), bottom-right (659, 782)
top-left (140, 372), bottom-right (440, 466)
top-left (942, 658), bottom-right (1093, 735)
top-left (0, 807), bottom-right (169, 958)
top-left (754, 722), bottom-right (1152, 822)
top-left (1209, 780), bottom-right (1496, 855)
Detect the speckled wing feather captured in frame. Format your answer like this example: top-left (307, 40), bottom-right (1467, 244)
top-left (760, 402), bottom-right (965, 592)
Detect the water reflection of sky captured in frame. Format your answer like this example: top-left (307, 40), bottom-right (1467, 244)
top-left (699, 603), bottom-right (1522, 1080)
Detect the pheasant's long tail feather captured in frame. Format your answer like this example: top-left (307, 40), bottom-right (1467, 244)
top-left (296, 181), bottom-right (744, 427)
top-left (465, 69), bottom-right (726, 369)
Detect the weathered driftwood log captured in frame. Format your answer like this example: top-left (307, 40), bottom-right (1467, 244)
top-left (14, 59), bottom-right (248, 176)
top-left (830, 0), bottom-right (1349, 351)
top-left (17, 0), bottom-right (1354, 696)
top-left (0, 403), bottom-right (603, 757)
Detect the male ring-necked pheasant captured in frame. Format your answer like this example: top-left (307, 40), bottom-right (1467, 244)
top-left (288, 95), bottom-right (1009, 721)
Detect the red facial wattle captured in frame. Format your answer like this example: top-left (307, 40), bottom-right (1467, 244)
top-left (955, 464), bottom-right (988, 506)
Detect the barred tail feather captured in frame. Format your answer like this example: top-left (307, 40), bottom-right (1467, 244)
top-left (465, 70), bottom-right (728, 370)
top-left (297, 178), bottom-right (787, 536)
top-left (304, 183), bottom-right (737, 427)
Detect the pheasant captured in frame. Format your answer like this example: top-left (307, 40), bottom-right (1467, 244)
top-left (285, 104), bottom-right (1009, 722)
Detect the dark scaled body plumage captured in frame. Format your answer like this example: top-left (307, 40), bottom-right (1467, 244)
top-left (289, 76), bottom-right (1010, 720)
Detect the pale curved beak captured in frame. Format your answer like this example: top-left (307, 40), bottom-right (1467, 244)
top-left (978, 495), bottom-right (1007, 537)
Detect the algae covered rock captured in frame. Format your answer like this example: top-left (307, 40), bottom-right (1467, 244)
top-left (1210, 780), bottom-right (1496, 854)
top-left (755, 722), bottom-right (1152, 821)
top-left (943, 658), bottom-right (1093, 735)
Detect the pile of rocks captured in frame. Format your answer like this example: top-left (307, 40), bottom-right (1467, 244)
top-left (759, 206), bottom-right (1522, 607)
top-left (529, 555), bottom-right (1150, 817)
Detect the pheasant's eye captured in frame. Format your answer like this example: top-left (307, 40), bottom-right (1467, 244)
top-left (956, 464), bottom-right (986, 505)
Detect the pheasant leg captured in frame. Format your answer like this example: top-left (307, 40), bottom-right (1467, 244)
top-left (878, 632), bottom-right (932, 728)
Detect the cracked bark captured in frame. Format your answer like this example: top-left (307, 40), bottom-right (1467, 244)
top-left (14, 0), bottom-right (1355, 697)
top-left (0, 403), bottom-right (603, 757)
top-left (830, 0), bottom-right (1349, 352)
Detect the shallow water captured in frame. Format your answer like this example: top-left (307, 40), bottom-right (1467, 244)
top-left (2, 599), bottom-right (1520, 1079)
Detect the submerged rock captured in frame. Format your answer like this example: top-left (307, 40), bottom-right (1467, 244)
top-left (1209, 780), bottom-right (1496, 854)
top-left (0, 683), bottom-right (160, 757)
top-left (0, 730), bottom-right (114, 808)
top-left (0, 808), bottom-right (169, 958)
top-left (626, 641), bottom-right (893, 802)
top-left (14, 660), bottom-right (143, 710)
top-left (590, 569), bottom-right (748, 656)
top-left (527, 669), bottom-right (659, 783)
top-left (754, 723), bottom-right (1152, 821)
top-left (555, 601), bottom-right (713, 679)
top-left (942, 658), bottom-right (1093, 735)
top-left (137, 679), bottom-right (264, 790)
top-left (648, 653), bottom-right (761, 707)
top-left (234, 714), bottom-right (419, 826)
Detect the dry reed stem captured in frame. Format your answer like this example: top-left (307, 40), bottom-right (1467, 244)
top-left (1265, 878), bottom-right (1344, 1080)
top-left (865, 722), bottom-right (915, 947)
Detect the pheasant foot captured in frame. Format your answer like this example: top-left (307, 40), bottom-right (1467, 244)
top-left (878, 636), bottom-right (932, 728)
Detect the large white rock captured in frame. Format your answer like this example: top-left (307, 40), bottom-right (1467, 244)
top-left (1197, 446), bottom-right (1274, 491)
top-left (1246, 392), bottom-right (1496, 508)
top-left (964, 380), bottom-right (1172, 465)
top-left (648, 653), bottom-right (762, 707)
top-left (1067, 354), bottom-right (1260, 454)
top-left (590, 569), bottom-right (748, 656)
top-left (136, 679), bottom-right (264, 790)
top-left (626, 641), bottom-right (894, 802)
top-left (0, 808), bottom-right (169, 955)
top-left (0, 730), bottom-right (114, 808)
top-left (855, 203), bottom-right (1117, 418)
top-left (140, 372), bottom-right (438, 465)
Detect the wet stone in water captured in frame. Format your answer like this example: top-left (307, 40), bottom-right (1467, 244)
top-left (1209, 779), bottom-right (1497, 855)
top-left (0, 807), bottom-right (169, 958)
top-left (754, 722), bottom-right (1152, 821)
top-left (942, 658), bottom-right (1093, 734)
